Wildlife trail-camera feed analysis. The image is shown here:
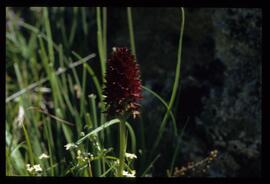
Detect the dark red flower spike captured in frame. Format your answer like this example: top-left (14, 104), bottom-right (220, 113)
top-left (103, 47), bottom-right (143, 119)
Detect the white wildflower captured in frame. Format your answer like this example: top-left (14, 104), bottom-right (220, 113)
top-left (76, 150), bottom-right (88, 162)
top-left (88, 94), bottom-right (96, 98)
top-left (39, 153), bottom-right (49, 160)
top-left (125, 153), bottom-right (137, 160)
top-left (64, 143), bottom-right (78, 150)
top-left (26, 164), bottom-right (42, 173)
top-left (26, 164), bottom-right (34, 172)
top-left (33, 164), bottom-right (42, 172)
top-left (123, 170), bottom-right (136, 177)
top-left (56, 67), bottom-right (65, 73)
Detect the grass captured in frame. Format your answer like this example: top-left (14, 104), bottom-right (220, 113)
top-left (5, 7), bottom-right (185, 177)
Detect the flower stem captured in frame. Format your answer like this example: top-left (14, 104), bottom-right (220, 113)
top-left (117, 117), bottom-right (126, 177)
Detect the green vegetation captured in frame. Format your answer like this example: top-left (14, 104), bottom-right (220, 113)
top-left (5, 7), bottom-right (185, 177)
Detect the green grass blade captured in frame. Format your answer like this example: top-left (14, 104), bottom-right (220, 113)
top-left (102, 7), bottom-right (107, 61)
top-left (151, 7), bottom-right (185, 153)
top-left (96, 7), bottom-right (105, 83)
top-left (141, 154), bottom-right (161, 177)
top-left (125, 122), bottom-right (136, 154)
top-left (127, 7), bottom-right (136, 56)
top-left (69, 7), bottom-right (78, 46)
top-left (142, 86), bottom-right (178, 137)
top-left (76, 119), bottom-right (120, 145)
top-left (169, 117), bottom-right (189, 176)
top-left (81, 8), bottom-right (88, 35)
top-left (22, 123), bottom-right (34, 165)
top-left (43, 7), bottom-right (54, 64)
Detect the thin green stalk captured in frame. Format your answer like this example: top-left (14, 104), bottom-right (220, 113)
top-left (72, 52), bottom-right (102, 101)
top-left (59, 18), bottom-right (69, 48)
top-left (43, 7), bottom-right (54, 64)
top-left (127, 7), bottom-right (136, 56)
top-left (38, 33), bottom-right (65, 158)
top-left (68, 57), bottom-right (81, 90)
top-left (125, 122), bottom-right (136, 154)
top-left (100, 162), bottom-right (116, 177)
top-left (44, 120), bottom-right (55, 176)
top-left (138, 116), bottom-right (146, 171)
top-left (88, 160), bottom-right (93, 177)
top-left (142, 86), bottom-right (177, 137)
top-left (67, 75), bottom-right (75, 96)
top-left (102, 7), bottom-right (107, 60)
top-left (80, 63), bottom-right (87, 117)
top-left (96, 8), bottom-right (108, 149)
top-left (84, 64), bottom-right (103, 100)
top-left (89, 94), bottom-right (101, 176)
top-left (117, 117), bottom-right (127, 177)
top-left (22, 123), bottom-right (34, 165)
top-left (101, 7), bottom-right (108, 148)
top-left (81, 7), bottom-right (88, 35)
top-left (89, 95), bottom-right (98, 133)
top-left (169, 118), bottom-right (189, 176)
top-left (38, 36), bottom-right (60, 110)
top-left (76, 118), bottom-right (120, 145)
top-left (69, 7), bottom-right (78, 46)
top-left (151, 7), bottom-right (185, 154)
top-left (85, 113), bottom-right (93, 129)
top-left (6, 148), bottom-right (11, 175)
top-left (14, 64), bottom-right (36, 165)
top-left (56, 108), bottom-right (73, 144)
top-left (96, 7), bottom-right (105, 83)
top-left (141, 154), bottom-right (161, 176)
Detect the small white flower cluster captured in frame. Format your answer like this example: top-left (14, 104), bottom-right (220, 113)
top-left (39, 153), bottom-right (49, 160)
top-left (26, 164), bottom-right (42, 174)
top-left (76, 150), bottom-right (89, 162)
top-left (64, 143), bottom-right (78, 150)
top-left (123, 170), bottom-right (136, 177)
top-left (125, 153), bottom-right (137, 160)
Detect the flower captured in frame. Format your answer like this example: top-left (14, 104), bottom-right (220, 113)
top-left (26, 164), bottom-right (34, 173)
top-left (33, 164), bottom-right (43, 172)
top-left (123, 170), bottom-right (136, 177)
top-left (39, 153), bottom-right (49, 160)
top-left (125, 153), bottom-right (137, 160)
top-left (64, 143), bottom-right (78, 150)
top-left (103, 47), bottom-right (143, 119)
top-left (26, 164), bottom-right (42, 173)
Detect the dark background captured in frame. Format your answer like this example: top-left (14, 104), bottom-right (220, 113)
top-left (109, 8), bottom-right (261, 177)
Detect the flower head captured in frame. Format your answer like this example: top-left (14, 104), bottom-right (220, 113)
top-left (123, 170), bottom-right (136, 177)
top-left (39, 153), bottom-right (49, 160)
top-left (125, 152), bottom-right (137, 160)
top-left (26, 164), bottom-right (42, 173)
top-left (33, 164), bottom-right (43, 172)
top-left (104, 47), bottom-right (143, 119)
top-left (64, 143), bottom-right (78, 150)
